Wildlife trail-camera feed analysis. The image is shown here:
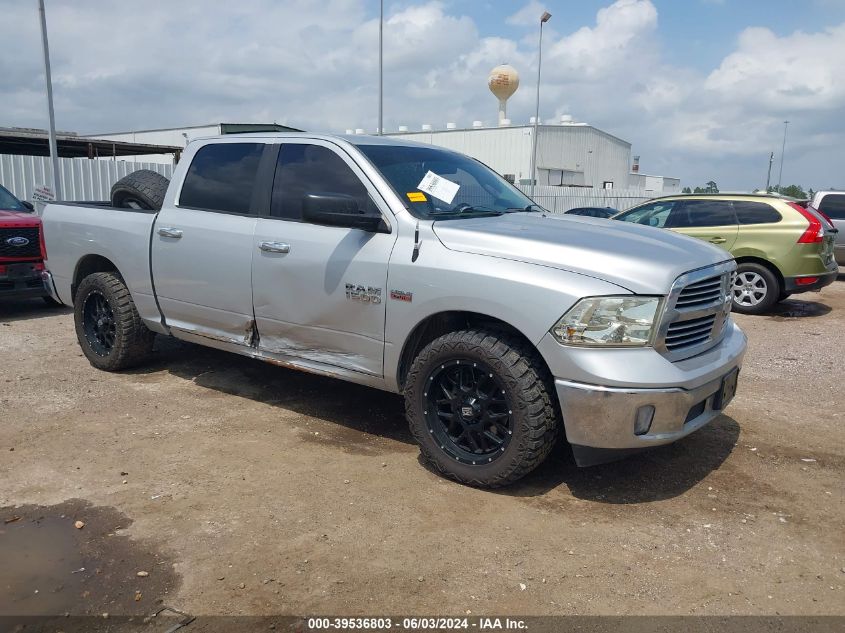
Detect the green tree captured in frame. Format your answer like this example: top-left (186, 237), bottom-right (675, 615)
top-left (780, 184), bottom-right (807, 199)
top-left (705, 181), bottom-right (719, 193)
top-left (693, 186), bottom-right (705, 194)
top-left (682, 186), bottom-right (692, 194)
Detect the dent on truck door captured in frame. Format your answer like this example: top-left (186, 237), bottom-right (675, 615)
top-left (151, 142), bottom-right (265, 344)
top-left (251, 141), bottom-right (396, 376)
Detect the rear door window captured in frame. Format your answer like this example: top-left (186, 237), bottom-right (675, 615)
top-left (819, 194), bottom-right (845, 220)
top-left (733, 201), bottom-right (781, 224)
top-left (179, 143), bottom-right (264, 213)
top-left (667, 200), bottom-right (737, 228)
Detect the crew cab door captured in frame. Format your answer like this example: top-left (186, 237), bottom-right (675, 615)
top-left (251, 141), bottom-right (396, 377)
top-left (151, 141), bottom-right (268, 343)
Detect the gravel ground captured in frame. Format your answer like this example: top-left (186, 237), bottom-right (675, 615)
top-left (1, 279), bottom-right (843, 617)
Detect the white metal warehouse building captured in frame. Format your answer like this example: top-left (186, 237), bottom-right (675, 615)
top-left (383, 121), bottom-right (679, 194)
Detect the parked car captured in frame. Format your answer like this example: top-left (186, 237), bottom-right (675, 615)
top-left (612, 193), bottom-right (838, 314)
top-left (0, 184), bottom-right (53, 302)
top-left (41, 134), bottom-right (746, 487)
top-left (809, 191), bottom-right (844, 265)
top-left (564, 206), bottom-right (618, 219)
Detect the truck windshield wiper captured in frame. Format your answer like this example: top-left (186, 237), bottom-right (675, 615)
top-left (506, 204), bottom-right (544, 213)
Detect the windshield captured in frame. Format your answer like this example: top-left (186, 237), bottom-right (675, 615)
top-left (0, 185), bottom-right (28, 212)
top-left (357, 143), bottom-right (540, 220)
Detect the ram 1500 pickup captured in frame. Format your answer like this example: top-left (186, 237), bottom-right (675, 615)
top-left (42, 134), bottom-right (747, 487)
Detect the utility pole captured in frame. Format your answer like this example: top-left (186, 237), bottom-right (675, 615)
top-left (765, 151), bottom-right (774, 191)
top-left (37, 0), bottom-right (61, 200)
top-left (529, 10), bottom-right (552, 198)
top-left (776, 120), bottom-right (789, 192)
top-left (378, 0), bottom-right (383, 135)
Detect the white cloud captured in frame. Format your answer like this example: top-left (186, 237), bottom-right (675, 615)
top-left (705, 24), bottom-right (845, 110)
top-left (506, 1), bottom-right (548, 26)
top-left (0, 0), bottom-right (842, 188)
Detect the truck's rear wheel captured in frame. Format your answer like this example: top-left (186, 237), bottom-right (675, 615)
top-left (110, 169), bottom-right (169, 211)
top-left (74, 272), bottom-right (154, 371)
top-left (404, 329), bottom-right (559, 488)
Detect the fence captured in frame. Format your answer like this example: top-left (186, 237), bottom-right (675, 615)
top-left (0, 154), bottom-right (173, 203)
top-left (516, 184), bottom-right (653, 213)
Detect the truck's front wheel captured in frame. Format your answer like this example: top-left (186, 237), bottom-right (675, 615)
top-left (74, 272), bottom-right (155, 371)
top-left (404, 329), bottom-right (559, 488)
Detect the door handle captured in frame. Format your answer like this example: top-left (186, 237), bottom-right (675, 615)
top-left (708, 237), bottom-right (727, 244)
top-left (258, 241), bottom-right (291, 254)
top-left (157, 227), bottom-right (183, 239)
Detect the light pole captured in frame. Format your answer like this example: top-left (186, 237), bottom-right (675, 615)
top-left (37, 0), bottom-right (61, 200)
top-left (765, 151), bottom-right (774, 191)
top-left (776, 120), bottom-right (789, 191)
top-left (529, 10), bottom-right (551, 199)
top-left (378, 0), bottom-right (383, 135)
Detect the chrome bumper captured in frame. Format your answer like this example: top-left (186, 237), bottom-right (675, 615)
top-left (555, 369), bottom-right (736, 451)
top-left (42, 270), bottom-right (63, 304)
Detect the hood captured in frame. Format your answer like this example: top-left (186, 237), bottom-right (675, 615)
top-left (0, 209), bottom-right (40, 228)
top-left (432, 212), bottom-right (730, 295)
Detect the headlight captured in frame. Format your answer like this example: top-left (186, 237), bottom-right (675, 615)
top-left (550, 296), bottom-right (662, 346)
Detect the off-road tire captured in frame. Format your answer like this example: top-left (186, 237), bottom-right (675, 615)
top-left (74, 272), bottom-right (155, 371)
top-left (110, 169), bottom-right (169, 211)
top-left (404, 329), bottom-right (559, 488)
top-left (732, 262), bottom-right (780, 315)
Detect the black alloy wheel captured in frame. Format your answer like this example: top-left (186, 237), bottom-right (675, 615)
top-left (425, 359), bottom-right (513, 464)
top-left (82, 291), bottom-right (116, 356)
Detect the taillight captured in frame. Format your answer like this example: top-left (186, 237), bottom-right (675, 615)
top-left (809, 205), bottom-right (835, 228)
top-left (790, 202), bottom-right (824, 243)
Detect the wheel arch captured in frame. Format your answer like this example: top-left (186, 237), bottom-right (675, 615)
top-left (395, 310), bottom-right (553, 392)
top-left (71, 254), bottom-right (120, 301)
top-left (733, 255), bottom-right (784, 290)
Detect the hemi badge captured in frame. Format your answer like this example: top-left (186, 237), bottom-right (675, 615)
top-left (390, 290), bottom-right (413, 303)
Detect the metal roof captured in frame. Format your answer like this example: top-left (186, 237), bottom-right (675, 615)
top-left (82, 122), bottom-right (303, 137)
top-left (0, 127), bottom-right (181, 158)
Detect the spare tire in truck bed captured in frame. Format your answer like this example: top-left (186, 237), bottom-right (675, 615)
top-left (110, 169), bottom-right (169, 210)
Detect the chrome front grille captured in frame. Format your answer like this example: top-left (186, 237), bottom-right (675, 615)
top-left (675, 276), bottom-right (724, 309)
top-left (656, 263), bottom-right (735, 361)
top-left (665, 314), bottom-right (717, 351)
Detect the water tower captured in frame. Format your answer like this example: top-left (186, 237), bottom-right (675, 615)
top-left (488, 64), bottom-right (519, 126)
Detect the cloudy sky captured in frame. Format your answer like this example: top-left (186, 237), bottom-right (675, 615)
top-left (1, 0), bottom-right (843, 190)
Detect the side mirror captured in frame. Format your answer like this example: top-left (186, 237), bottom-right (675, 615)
top-left (22, 201), bottom-right (35, 212)
top-left (302, 193), bottom-right (384, 232)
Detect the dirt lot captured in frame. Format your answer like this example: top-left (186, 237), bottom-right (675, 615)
top-left (1, 280), bottom-right (844, 618)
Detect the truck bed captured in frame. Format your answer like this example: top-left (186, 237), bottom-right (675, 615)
top-left (42, 202), bottom-right (164, 328)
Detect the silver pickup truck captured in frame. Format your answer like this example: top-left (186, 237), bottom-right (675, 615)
top-left (42, 133), bottom-right (746, 487)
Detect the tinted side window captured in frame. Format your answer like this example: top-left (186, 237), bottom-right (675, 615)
top-left (733, 201), bottom-right (781, 224)
top-left (616, 201), bottom-right (676, 228)
top-left (179, 143), bottom-right (264, 213)
top-left (667, 200), bottom-right (736, 228)
top-left (271, 144), bottom-right (374, 220)
top-left (819, 194), bottom-right (845, 220)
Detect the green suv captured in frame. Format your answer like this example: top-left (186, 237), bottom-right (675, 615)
top-left (613, 194), bottom-right (838, 314)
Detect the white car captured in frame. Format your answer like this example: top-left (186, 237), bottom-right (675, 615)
top-left (810, 191), bottom-right (845, 265)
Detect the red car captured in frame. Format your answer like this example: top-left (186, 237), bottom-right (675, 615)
top-left (0, 184), bottom-right (52, 301)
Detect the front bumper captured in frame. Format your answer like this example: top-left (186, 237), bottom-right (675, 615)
top-left (546, 321), bottom-right (746, 465)
top-left (783, 269), bottom-right (838, 294)
top-left (0, 268), bottom-right (51, 299)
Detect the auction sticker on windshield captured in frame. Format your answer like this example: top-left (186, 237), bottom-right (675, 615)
top-left (417, 171), bottom-right (460, 204)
